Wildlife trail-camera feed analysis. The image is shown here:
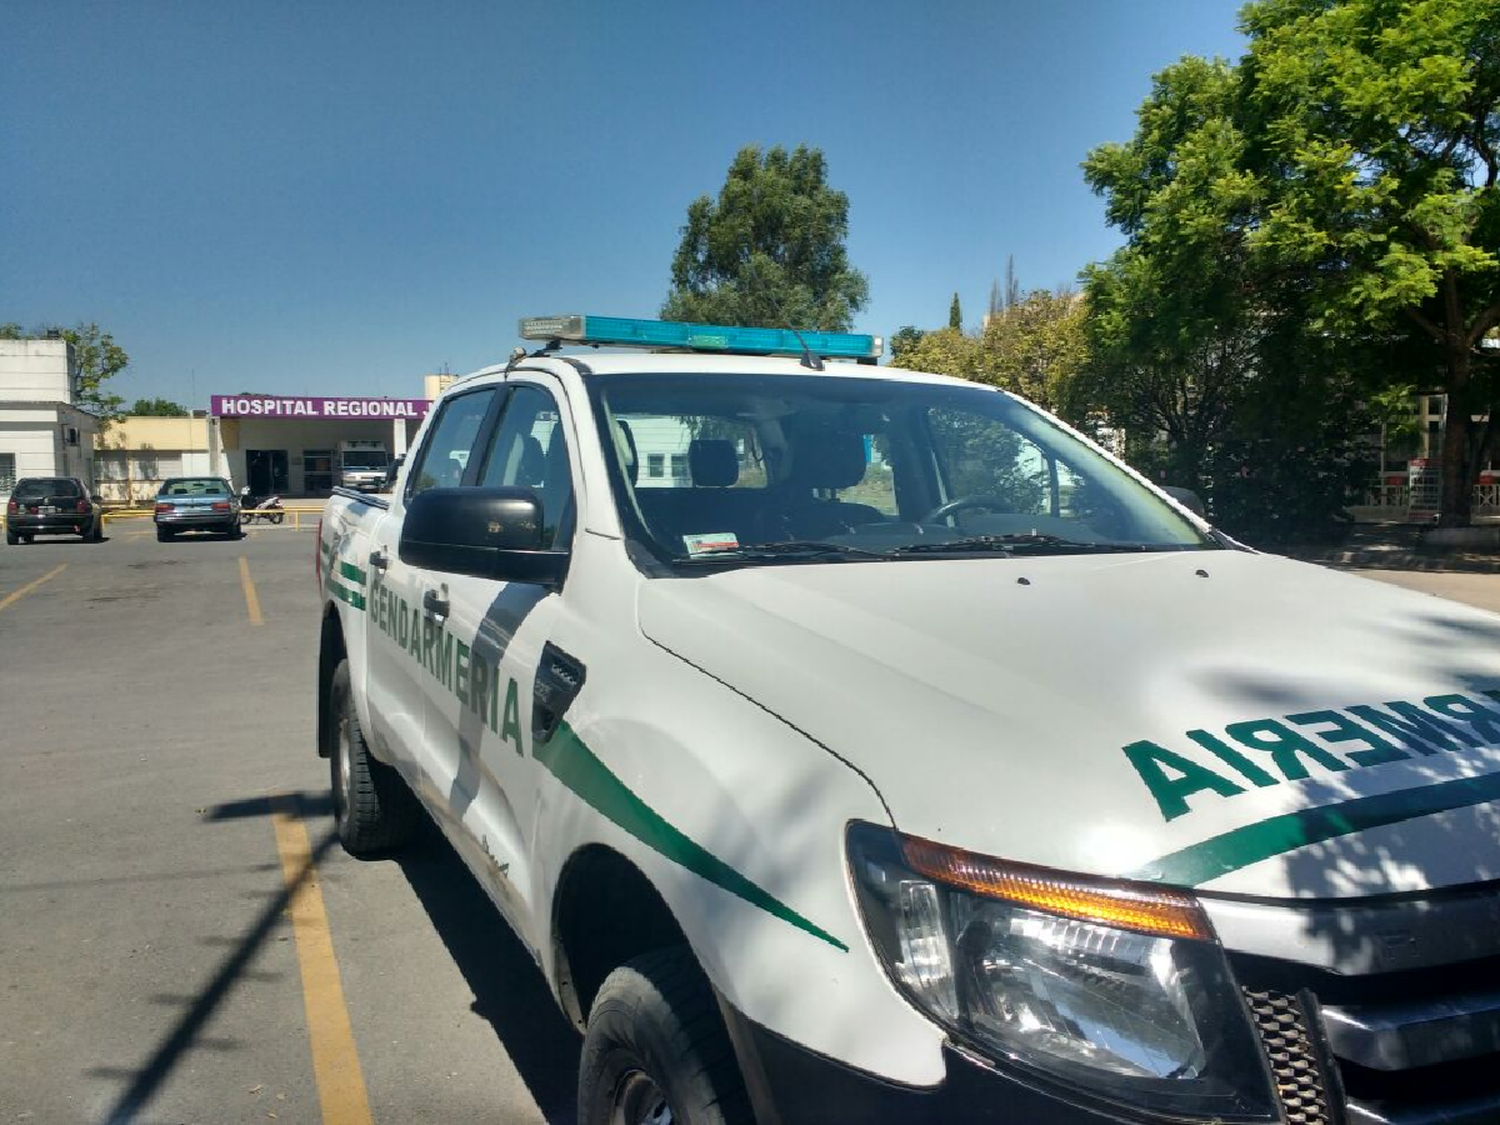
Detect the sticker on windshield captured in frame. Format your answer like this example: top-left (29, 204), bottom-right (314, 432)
top-left (683, 532), bottom-right (739, 555)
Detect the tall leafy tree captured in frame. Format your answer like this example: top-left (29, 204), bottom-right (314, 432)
top-left (662, 145), bottom-right (869, 331)
top-left (1081, 53), bottom-right (1373, 540)
top-left (1241, 0), bottom-right (1500, 525)
top-left (1, 320), bottom-right (128, 418)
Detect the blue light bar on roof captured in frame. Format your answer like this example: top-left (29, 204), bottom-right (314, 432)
top-left (518, 314), bottom-right (883, 361)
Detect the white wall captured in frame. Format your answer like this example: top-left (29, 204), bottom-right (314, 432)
top-left (0, 339), bottom-right (75, 404)
top-left (0, 405), bottom-right (97, 496)
top-left (630, 417), bottom-right (693, 487)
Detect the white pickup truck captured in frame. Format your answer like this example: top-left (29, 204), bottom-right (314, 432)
top-left (316, 314), bottom-right (1500, 1125)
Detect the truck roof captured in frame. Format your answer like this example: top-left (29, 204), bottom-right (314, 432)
top-left (467, 351), bottom-right (984, 389)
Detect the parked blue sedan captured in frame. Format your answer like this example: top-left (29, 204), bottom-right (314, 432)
top-left (154, 477), bottom-right (243, 541)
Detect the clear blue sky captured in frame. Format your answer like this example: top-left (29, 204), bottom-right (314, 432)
top-left (2, 0), bottom-right (1245, 406)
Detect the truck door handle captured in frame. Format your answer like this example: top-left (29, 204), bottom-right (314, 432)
top-left (422, 589), bottom-right (449, 620)
top-left (369, 549), bottom-right (389, 571)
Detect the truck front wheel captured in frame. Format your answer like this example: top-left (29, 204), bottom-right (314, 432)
top-left (578, 948), bottom-right (752, 1125)
top-left (328, 659), bottom-right (418, 855)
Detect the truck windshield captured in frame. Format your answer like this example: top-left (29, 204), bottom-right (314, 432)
top-left (588, 373), bottom-right (1216, 564)
top-left (341, 453), bottom-right (388, 469)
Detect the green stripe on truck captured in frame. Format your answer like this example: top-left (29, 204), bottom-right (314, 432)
top-left (1130, 771), bottom-right (1500, 887)
top-left (536, 722), bottom-right (849, 952)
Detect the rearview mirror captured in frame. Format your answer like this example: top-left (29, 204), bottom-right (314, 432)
top-left (400, 487), bottom-right (567, 586)
top-left (1162, 485), bottom-right (1206, 518)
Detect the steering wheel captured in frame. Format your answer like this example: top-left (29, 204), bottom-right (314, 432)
top-left (921, 495), bottom-right (1012, 524)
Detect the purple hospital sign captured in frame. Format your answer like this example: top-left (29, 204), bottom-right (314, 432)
top-left (210, 394), bottom-right (431, 420)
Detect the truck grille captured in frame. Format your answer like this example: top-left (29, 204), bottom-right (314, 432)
top-left (1233, 952), bottom-right (1500, 1124)
top-left (1242, 989), bottom-right (1337, 1124)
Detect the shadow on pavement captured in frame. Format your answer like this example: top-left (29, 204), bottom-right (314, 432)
top-left (91, 800), bottom-right (337, 1125)
top-left (395, 821), bottom-right (582, 1125)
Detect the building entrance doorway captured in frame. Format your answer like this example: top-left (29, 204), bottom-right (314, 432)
top-left (247, 449), bottom-right (289, 496)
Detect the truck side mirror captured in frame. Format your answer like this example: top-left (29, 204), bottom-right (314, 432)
top-left (1162, 485), bottom-right (1206, 518)
top-left (400, 487), bottom-right (567, 587)
top-left (383, 455), bottom-right (404, 490)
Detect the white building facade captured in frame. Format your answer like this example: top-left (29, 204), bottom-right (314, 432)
top-left (0, 338), bottom-right (99, 496)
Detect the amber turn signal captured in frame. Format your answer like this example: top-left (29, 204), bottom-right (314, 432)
top-left (901, 835), bottom-right (1213, 942)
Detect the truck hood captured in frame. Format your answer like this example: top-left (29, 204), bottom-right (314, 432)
top-left (638, 550), bottom-right (1500, 899)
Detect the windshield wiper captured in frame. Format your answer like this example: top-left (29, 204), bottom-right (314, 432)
top-left (674, 540), bottom-right (890, 565)
top-left (888, 533), bottom-right (1171, 556)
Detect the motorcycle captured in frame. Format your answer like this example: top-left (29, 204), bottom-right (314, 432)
top-left (239, 489), bottom-right (286, 525)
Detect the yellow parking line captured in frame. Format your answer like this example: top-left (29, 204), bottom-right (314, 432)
top-left (238, 555), bottom-right (263, 626)
top-left (270, 796), bottom-right (374, 1125)
top-left (0, 563), bottom-right (67, 614)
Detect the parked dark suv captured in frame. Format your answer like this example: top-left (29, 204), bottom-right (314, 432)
top-left (5, 477), bottom-right (103, 544)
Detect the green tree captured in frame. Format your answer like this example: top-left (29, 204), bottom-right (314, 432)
top-left (1081, 52), bottom-right (1373, 541)
top-left (1241, 0), bottom-right (1500, 525)
top-left (662, 145), bottom-right (869, 331)
top-left (948, 292), bottom-right (962, 329)
top-left (888, 325), bottom-right (926, 366)
top-left (979, 288), bottom-right (1089, 416)
top-left (889, 327), bottom-right (986, 382)
top-left (0, 320), bottom-right (128, 418)
top-left (129, 397), bottom-right (189, 417)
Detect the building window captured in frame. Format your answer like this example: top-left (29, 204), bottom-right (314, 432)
top-left (0, 454), bottom-right (14, 492)
top-left (647, 453), bottom-right (665, 478)
top-left (670, 454), bottom-right (688, 481)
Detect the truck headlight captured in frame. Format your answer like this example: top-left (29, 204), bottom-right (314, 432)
top-left (847, 824), bottom-right (1277, 1121)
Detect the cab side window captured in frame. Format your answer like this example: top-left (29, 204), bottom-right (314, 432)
top-left (407, 390), bottom-right (496, 497)
top-left (479, 385), bottom-right (574, 549)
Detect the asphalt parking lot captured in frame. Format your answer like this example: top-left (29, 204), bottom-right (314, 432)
top-left (5, 523), bottom-right (1500, 1125)
top-left (0, 521), bottom-right (577, 1125)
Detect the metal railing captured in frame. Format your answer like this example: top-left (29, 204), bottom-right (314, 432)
top-left (1358, 482), bottom-right (1500, 516)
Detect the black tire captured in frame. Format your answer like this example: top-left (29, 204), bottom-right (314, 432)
top-left (227, 521), bottom-right (243, 540)
top-left (328, 659), bottom-right (418, 855)
top-left (578, 949), bottom-right (753, 1125)
top-left (5, 528), bottom-right (17, 546)
top-left (269, 511), bottom-right (284, 525)
top-left (91, 518), bottom-right (104, 542)
top-left (156, 526), bottom-right (174, 542)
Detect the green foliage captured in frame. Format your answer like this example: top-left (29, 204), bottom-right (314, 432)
top-left (1076, 0), bottom-right (1500, 534)
top-left (888, 291), bottom-right (1090, 419)
top-left (889, 327), bottom-right (985, 382)
top-left (1080, 46), bottom-right (1373, 542)
top-left (1240, 0), bottom-right (1500, 525)
top-left (1241, 0), bottom-right (1500, 326)
top-left (129, 397), bottom-right (189, 417)
top-left (662, 145), bottom-right (869, 331)
top-left (979, 289), bottom-right (1089, 416)
top-left (0, 320), bottom-right (128, 418)
top-left (948, 292), bottom-right (962, 330)
top-left (888, 325), bottom-right (926, 365)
